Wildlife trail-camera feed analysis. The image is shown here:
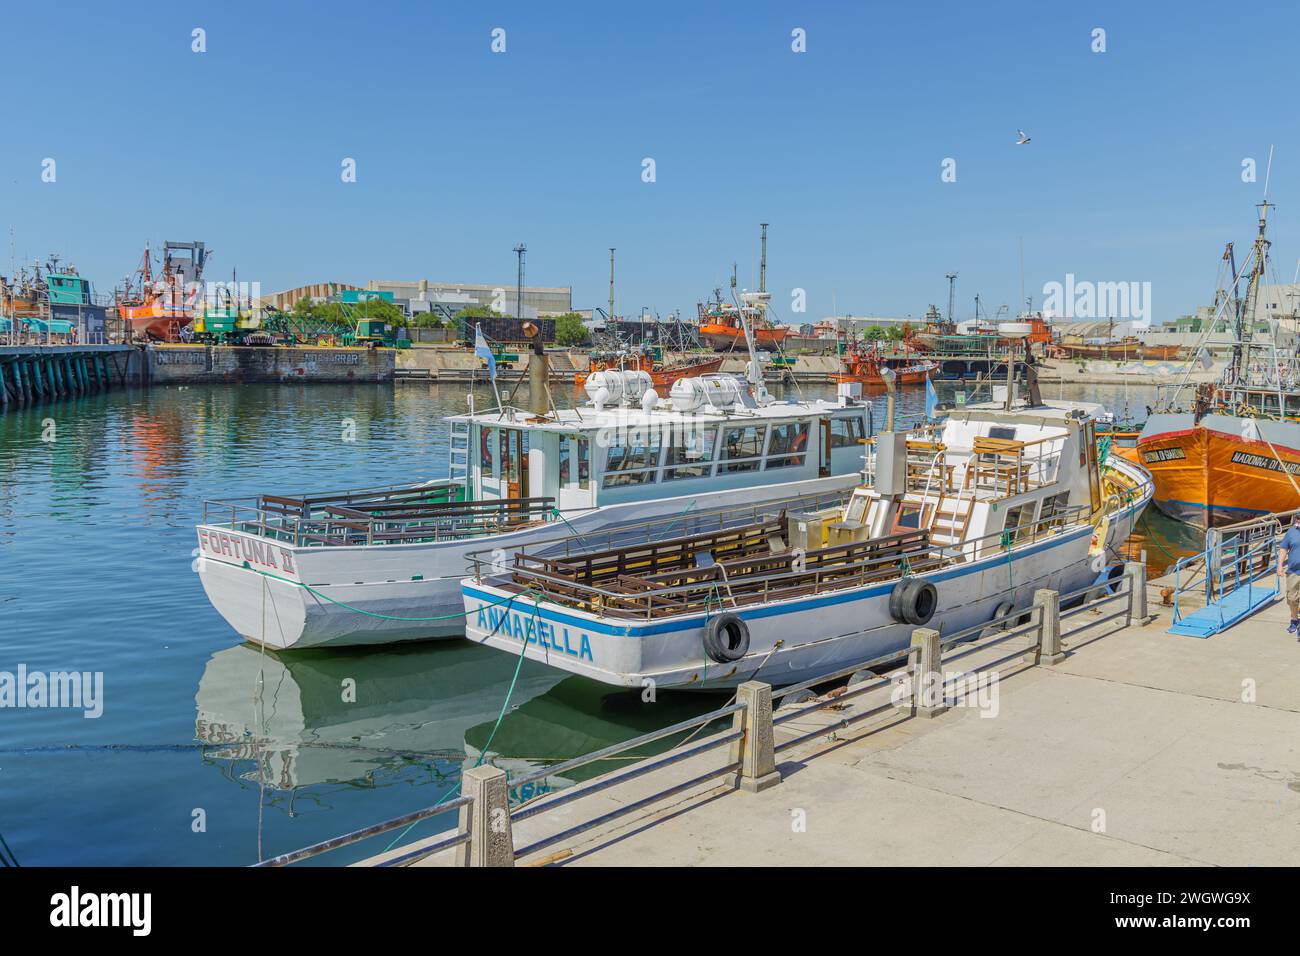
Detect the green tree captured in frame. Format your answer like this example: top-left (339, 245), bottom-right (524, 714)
top-left (554, 312), bottom-right (589, 346)
top-left (864, 325), bottom-right (886, 341)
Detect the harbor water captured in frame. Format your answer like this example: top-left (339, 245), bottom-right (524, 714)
top-left (0, 378), bottom-right (1195, 865)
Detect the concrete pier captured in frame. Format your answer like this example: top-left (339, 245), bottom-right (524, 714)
top-left (0, 345), bottom-right (137, 411)
top-left (372, 578), bottom-right (1300, 868)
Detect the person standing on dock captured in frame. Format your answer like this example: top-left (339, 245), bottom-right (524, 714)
top-left (1280, 514), bottom-right (1300, 638)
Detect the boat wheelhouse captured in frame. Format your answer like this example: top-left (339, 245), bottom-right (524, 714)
top-left (195, 371), bottom-right (873, 650)
top-left (460, 387), bottom-right (1152, 690)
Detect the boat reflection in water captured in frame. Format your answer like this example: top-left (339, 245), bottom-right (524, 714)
top-left (195, 640), bottom-right (564, 791)
top-left (461, 677), bottom-right (732, 800)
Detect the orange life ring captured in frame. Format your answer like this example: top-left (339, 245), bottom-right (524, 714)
top-left (791, 429), bottom-right (808, 465)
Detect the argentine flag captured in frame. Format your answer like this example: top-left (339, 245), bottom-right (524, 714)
top-left (925, 376), bottom-right (938, 420)
top-left (474, 325), bottom-right (497, 380)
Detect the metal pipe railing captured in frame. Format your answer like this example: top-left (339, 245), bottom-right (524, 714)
top-left (255, 793), bottom-right (472, 867)
top-left (265, 573), bottom-right (1137, 868)
top-left (476, 505), bottom-right (1092, 621)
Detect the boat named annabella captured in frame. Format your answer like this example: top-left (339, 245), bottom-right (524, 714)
top-left (460, 369), bottom-right (1152, 689)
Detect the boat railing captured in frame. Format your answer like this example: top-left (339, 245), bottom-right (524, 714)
top-left (260, 563), bottom-right (1147, 867)
top-left (201, 492), bottom-right (560, 547)
top-left (463, 488), bottom-right (853, 567)
top-left (472, 504), bottom-right (1091, 621)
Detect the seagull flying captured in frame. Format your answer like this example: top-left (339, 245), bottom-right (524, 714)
top-left (1016, 130), bottom-right (1031, 145)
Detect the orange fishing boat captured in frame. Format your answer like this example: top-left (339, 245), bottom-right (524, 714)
top-left (832, 342), bottom-right (936, 389)
top-left (1137, 200), bottom-right (1300, 528)
top-left (574, 350), bottom-right (723, 388)
top-left (696, 298), bottom-right (789, 351)
top-left (116, 241), bottom-right (209, 341)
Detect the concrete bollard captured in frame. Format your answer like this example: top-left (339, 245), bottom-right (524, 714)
top-left (911, 627), bottom-right (946, 718)
top-left (1125, 561), bottom-right (1152, 625)
top-left (728, 681), bottom-right (781, 793)
top-left (1034, 588), bottom-right (1064, 665)
top-left (455, 765), bottom-right (515, 867)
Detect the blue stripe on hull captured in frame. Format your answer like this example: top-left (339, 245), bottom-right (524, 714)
top-left (465, 524), bottom-right (1096, 639)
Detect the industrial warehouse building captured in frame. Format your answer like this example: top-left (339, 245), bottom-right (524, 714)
top-left (260, 279), bottom-right (573, 323)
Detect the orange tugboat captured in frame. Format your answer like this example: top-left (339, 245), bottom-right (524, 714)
top-left (573, 348), bottom-right (723, 389)
top-left (116, 241), bottom-right (209, 341)
top-left (696, 296), bottom-right (789, 351)
top-left (1136, 199), bottom-right (1300, 528)
top-left (833, 335), bottom-right (937, 390)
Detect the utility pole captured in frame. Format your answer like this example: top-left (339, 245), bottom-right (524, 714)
top-left (759, 223), bottom-right (768, 294)
top-left (513, 243), bottom-right (526, 321)
top-left (945, 272), bottom-right (957, 326)
top-left (608, 248), bottom-right (615, 325)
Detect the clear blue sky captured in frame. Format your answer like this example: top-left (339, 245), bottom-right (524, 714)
top-left (2, 0), bottom-right (1297, 324)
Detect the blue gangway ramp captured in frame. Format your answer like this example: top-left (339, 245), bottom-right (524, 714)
top-left (1167, 527), bottom-right (1281, 638)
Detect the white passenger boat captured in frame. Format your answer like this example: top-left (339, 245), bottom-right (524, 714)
top-left (459, 381), bottom-right (1153, 690)
top-left (195, 364), bottom-right (873, 649)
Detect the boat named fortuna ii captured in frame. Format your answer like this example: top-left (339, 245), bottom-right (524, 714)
top-left (459, 367), bottom-right (1153, 690)
top-left (195, 352), bottom-right (874, 649)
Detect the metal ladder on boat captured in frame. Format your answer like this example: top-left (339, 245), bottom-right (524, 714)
top-left (448, 421), bottom-right (471, 498)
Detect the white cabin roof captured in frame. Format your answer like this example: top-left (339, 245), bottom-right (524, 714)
top-left (448, 397), bottom-right (864, 433)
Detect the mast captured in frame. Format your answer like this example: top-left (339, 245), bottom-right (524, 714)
top-left (1230, 201), bottom-right (1272, 386)
top-left (608, 247), bottom-right (615, 325)
top-left (759, 223), bottom-right (768, 294)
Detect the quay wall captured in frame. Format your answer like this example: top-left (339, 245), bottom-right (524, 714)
top-left (0, 344), bottom-right (140, 412)
top-left (146, 344), bottom-right (394, 384)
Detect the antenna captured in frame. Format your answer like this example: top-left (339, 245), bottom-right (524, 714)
top-left (1018, 237), bottom-right (1025, 317)
top-left (513, 243), bottom-right (526, 321)
top-left (1263, 144), bottom-right (1275, 201)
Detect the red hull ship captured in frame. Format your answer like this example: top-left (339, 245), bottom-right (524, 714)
top-left (116, 241), bottom-right (209, 341)
top-left (574, 352), bottom-right (724, 389)
top-left (696, 298), bottom-right (789, 352)
top-left (834, 342), bottom-right (936, 389)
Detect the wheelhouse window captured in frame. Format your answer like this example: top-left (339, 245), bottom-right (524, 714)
top-left (664, 426), bottom-right (717, 480)
top-left (1039, 491), bottom-right (1072, 531)
top-left (499, 429), bottom-right (523, 486)
top-left (559, 434), bottom-right (590, 489)
top-left (1002, 501), bottom-right (1040, 544)
top-left (722, 424), bottom-right (767, 473)
top-left (829, 415), bottom-right (864, 448)
top-left (480, 426), bottom-right (497, 475)
top-left (602, 425), bottom-right (662, 487)
top-left (766, 421), bottom-right (810, 469)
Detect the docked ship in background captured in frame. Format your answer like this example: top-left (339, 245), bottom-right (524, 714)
top-left (909, 304), bottom-right (1053, 355)
top-left (116, 240), bottom-right (209, 341)
top-left (833, 334), bottom-right (937, 390)
top-left (697, 292), bottom-right (790, 351)
top-left (573, 346), bottom-right (723, 389)
top-left (1, 256), bottom-right (111, 341)
top-left (1137, 199), bottom-right (1300, 528)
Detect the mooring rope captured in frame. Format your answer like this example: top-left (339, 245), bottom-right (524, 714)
top-left (240, 564), bottom-right (532, 622)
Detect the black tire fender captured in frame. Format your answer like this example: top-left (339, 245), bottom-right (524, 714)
top-left (889, 578), bottom-right (937, 626)
top-left (703, 613), bottom-right (750, 663)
